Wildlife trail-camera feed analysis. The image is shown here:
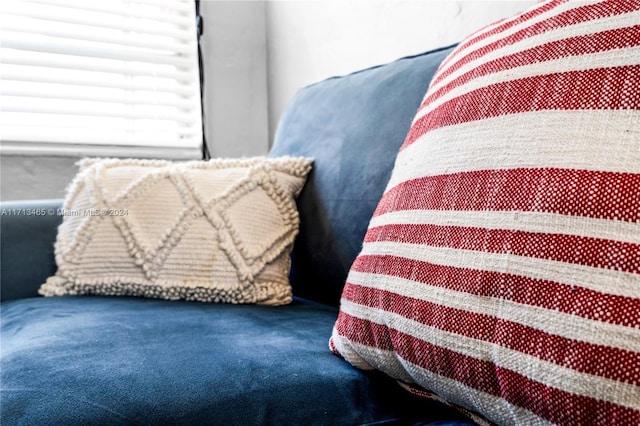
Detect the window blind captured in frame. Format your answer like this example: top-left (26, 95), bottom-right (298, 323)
top-left (0, 0), bottom-right (202, 154)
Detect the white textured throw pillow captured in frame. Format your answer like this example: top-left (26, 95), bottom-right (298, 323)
top-left (40, 157), bottom-right (312, 305)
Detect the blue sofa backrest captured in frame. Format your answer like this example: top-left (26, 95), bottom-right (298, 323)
top-left (269, 45), bottom-right (455, 306)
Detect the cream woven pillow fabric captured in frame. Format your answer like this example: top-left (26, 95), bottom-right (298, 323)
top-left (40, 157), bottom-right (312, 306)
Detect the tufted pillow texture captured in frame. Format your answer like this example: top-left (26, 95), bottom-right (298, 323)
top-left (40, 157), bottom-right (312, 306)
top-left (330, 1), bottom-right (640, 425)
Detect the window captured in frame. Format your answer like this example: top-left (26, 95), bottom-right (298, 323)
top-left (0, 0), bottom-right (202, 159)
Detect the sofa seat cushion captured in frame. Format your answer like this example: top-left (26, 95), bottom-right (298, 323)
top-left (1, 296), bottom-right (471, 425)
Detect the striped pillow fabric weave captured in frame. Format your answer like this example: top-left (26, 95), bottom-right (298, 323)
top-left (330, 1), bottom-right (640, 425)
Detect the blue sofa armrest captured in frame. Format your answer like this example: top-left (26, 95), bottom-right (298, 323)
top-left (1, 199), bottom-right (63, 302)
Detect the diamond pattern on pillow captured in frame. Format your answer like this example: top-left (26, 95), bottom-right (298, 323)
top-left (330, 1), bottom-right (640, 424)
top-left (40, 157), bottom-right (312, 305)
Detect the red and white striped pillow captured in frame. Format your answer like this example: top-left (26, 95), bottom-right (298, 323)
top-left (330, 1), bottom-right (640, 424)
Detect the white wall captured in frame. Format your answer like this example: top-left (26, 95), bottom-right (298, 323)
top-left (1, 155), bottom-right (79, 201)
top-left (201, 1), bottom-right (270, 158)
top-left (265, 1), bottom-right (537, 142)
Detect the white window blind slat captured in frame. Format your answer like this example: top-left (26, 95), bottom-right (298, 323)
top-left (3, 22), bottom-right (193, 54)
top-left (2, 36), bottom-right (195, 68)
top-left (2, 53), bottom-right (194, 83)
top-left (3, 104), bottom-right (197, 123)
top-left (1, 70), bottom-right (195, 96)
top-left (3, 128), bottom-right (200, 147)
top-left (0, 0), bottom-right (202, 152)
top-left (133, 0), bottom-right (193, 13)
top-left (0, 3), bottom-right (193, 40)
top-left (24, 0), bottom-right (194, 27)
top-left (4, 121), bottom-right (199, 135)
top-left (2, 87), bottom-right (194, 109)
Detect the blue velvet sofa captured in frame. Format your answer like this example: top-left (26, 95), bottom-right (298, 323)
top-left (0, 44), bottom-right (474, 425)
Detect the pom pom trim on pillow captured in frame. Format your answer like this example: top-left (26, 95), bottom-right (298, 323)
top-left (40, 156), bottom-right (312, 306)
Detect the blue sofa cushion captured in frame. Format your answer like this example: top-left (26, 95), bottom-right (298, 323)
top-left (269, 45), bottom-right (456, 306)
top-left (1, 296), bottom-right (472, 425)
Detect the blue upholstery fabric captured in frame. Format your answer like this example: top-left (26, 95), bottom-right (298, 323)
top-left (1, 296), bottom-right (471, 425)
top-left (0, 199), bottom-right (63, 301)
top-left (269, 45), bottom-right (457, 306)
